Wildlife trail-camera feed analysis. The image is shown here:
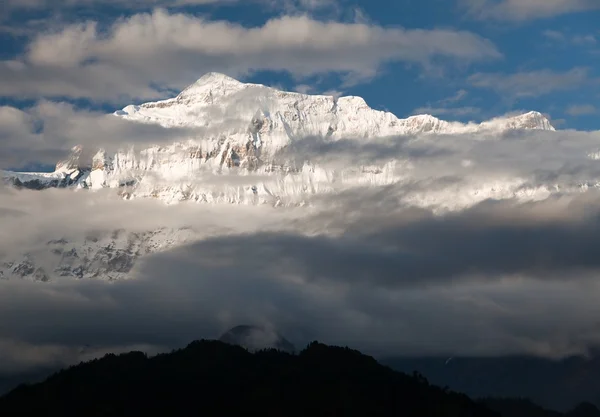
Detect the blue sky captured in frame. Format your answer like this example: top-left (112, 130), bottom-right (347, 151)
top-left (0, 0), bottom-right (599, 131)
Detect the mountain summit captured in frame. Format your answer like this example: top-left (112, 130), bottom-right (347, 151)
top-left (174, 72), bottom-right (248, 103)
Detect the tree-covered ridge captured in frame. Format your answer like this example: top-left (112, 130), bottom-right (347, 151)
top-left (0, 340), bottom-right (598, 417)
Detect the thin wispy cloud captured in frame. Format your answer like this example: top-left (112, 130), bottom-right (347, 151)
top-left (411, 89), bottom-right (480, 119)
top-left (412, 106), bottom-right (481, 117)
top-left (468, 68), bottom-right (592, 98)
top-left (461, 0), bottom-right (600, 21)
top-left (543, 30), bottom-right (597, 46)
top-left (566, 104), bottom-right (598, 116)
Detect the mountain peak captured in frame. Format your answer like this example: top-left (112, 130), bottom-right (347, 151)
top-left (406, 114), bottom-right (442, 122)
top-left (483, 111), bottom-right (555, 131)
top-left (55, 145), bottom-right (84, 173)
top-left (194, 72), bottom-right (242, 85)
top-left (176, 72), bottom-right (246, 101)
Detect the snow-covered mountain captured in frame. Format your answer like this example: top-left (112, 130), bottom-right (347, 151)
top-left (2, 72), bottom-right (555, 208)
top-left (3, 73), bottom-right (593, 283)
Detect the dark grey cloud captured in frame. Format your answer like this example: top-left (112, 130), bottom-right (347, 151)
top-left (3, 187), bottom-right (600, 377)
top-left (129, 208), bottom-right (600, 290)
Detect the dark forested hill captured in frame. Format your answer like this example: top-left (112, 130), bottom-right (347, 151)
top-left (0, 340), bottom-right (498, 417)
top-left (1, 340), bottom-right (599, 417)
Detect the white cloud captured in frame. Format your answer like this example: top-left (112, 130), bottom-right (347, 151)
top-left (468, 67), bottom-right (592, 98)
top-left (3, 0), bottom-right (235, 10)
top-left (411, 89), bottom-right (478, 118)
top-left (542, 30), bottom-right (597, 46)
top-left (0, 101), bottom-right (204, 168)
top-left (439, 89), bottom-right (468, 105)
top-left (0, 9), bottom-right (500, 102)
top-left (294, 84), bottom-right (315, 94)
top-left (462, 0), bottom-right (600, 21)
top-left (411, 106), bottom-right (481, 117)
top-left (572, 34), bottom-right (597, 46)
top-left (3, 0), bottom-right (341, 10)
top-left (566, 104), bottom-right (598, 116)
top-left (542, 30), bottom-right (566, 42)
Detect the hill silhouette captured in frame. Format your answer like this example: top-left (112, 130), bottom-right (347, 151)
top-left (0, 340), bottom-right (599, 417)
top-left (0, 340), bottom-right (498, 417)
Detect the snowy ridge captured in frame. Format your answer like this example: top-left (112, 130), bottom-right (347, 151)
top-left (116, 72), bottom-right (554, 140)
top-left (1, 170), bottom-right (82, 189)
top-left (2, 72), bottom-right (558, 210)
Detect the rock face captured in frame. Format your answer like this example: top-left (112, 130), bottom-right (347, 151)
top-left (2, 72), bottom-right (555, 206)
top-left (219, 325), bottom-right (296, 354)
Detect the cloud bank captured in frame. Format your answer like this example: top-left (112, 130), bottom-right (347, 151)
top-left (3, 188), bottom-right (600, 378)
top-left (4, 126), bottom-right (600, 377)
